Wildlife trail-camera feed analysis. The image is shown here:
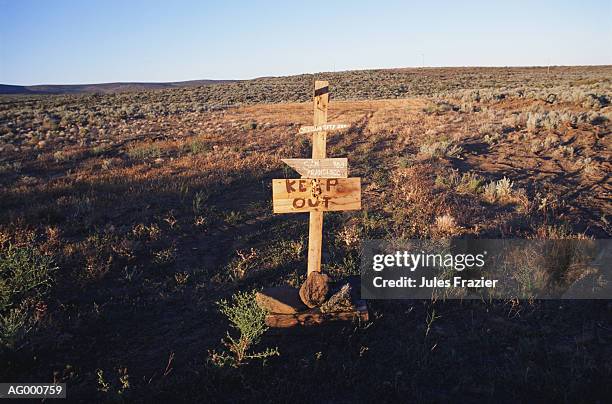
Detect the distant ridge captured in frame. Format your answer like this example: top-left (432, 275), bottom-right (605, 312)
top-left (2, 65), bottom-right (611, 96)
top-left (0, 79), bottom-right (238, 95)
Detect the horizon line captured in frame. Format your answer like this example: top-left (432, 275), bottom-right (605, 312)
top-left (3, 63), bottom-right (611, 87)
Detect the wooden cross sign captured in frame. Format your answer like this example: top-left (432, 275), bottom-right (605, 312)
top-left (272, 80), bottom-right (361, 274)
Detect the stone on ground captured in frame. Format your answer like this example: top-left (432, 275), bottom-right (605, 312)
top-left (320, 283), bottom-right (355, 313)
top-left (255, 285), bottom-right (306, 314)
top-left (299, 272), bottom-right (331, 308)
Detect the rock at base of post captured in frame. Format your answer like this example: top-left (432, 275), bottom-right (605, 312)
top-left (320, 283), bottom-right (355, 313)
top-left (299, 272), bottom-right (331, 308)
top-left (266, 276), bottom-right (368, 328)
top-left (255, 285), bottom-right (307, 314)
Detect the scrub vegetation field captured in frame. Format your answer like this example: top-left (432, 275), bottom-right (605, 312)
top-left (1, 66), bottom-right (611, 402)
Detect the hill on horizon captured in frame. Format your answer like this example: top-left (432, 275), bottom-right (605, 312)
top-left (0, 79), bottom-right (238, 95)
top-left (3, 65), bottom-right (611, 96)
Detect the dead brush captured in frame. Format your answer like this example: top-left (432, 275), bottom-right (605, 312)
top-left (418, 140), bottom-right (463, 159)
top-left (483, 177), bottom-right (514, 203)
top-left (433, 214), bottom-right (462, 237)
top-left (227, 248), bottom-right (259, 282)
top-left (577, 157), bottom-right (598, 175)
top-left (337, 223), bottom-right (362, 249)
top-left (81, 234), bottom-right (117, 279)
top-left (501, 114), bottom-right (523, 130)
top-left (131, 223), bottom-right (161, 241)
top-left (533, 224), bottom-right (588, 240)
top-left (152, 245), bottom-right (177, 266)
top-left (513, 188), bottom-right (531, 214)
top-left (483, 132), bottom-right (504, 145)
top-left (127, 143), bottom-right (161, 160)
top-left (389, 165), bottom-right (449, 238)
top-left (526, 112), bottom-right (543, 133)
top-left (478, 123), bottom-right (498, 135)
top-left (174, 271), bottom-right (189, 285)
top-left (110, 238), bottom-right (138, 261)
top-left (543, 134), bottom-right (561, 149)
top-left (435, 169), bottom-right (483, 194)
top-left (556, 145), bottom-right (575, 158)
top-left (530, 139), bottom-right (544, 153)
top-left (435, 169), bottom-right (461, 189)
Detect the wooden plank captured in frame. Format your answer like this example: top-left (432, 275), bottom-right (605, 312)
top-left (272, 178), bottom-right (361, 213)
top-left (265, 300), bottom-right (369, 328)
top-left (308, 80), bottom-right (329, 275)
top-left (281, 158), bottom-right (348, 178)
top-left (298, 123), bottom-right (349, 134)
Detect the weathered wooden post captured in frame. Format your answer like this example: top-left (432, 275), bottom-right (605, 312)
top-left (273, 80), bottom-right (360, 273)
top-left (263, 80), bottom-right (367, 327)
top-left (308, 80), bottom-right (329, 276)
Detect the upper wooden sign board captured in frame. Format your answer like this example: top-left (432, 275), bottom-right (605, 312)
top-left (282, 158), bottom-right (348, 178)
top-left (298, 123), bottom-right (350, 134)
top-left (272, 178), bottom-right (361, 213)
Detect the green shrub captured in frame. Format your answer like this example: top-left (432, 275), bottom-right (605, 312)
top-left (91, 144), bottom-right (110, 155)
top-left (96, 368), bottom-right (130, 396)
top-left (189, 139), bottom-right (211, 154)
top-left (397, 156), bottom-right (414, 168)
top-left (127, 144), bottom-right (161, 160)
top-left (223, 210), bottom-right (244, 225)
top-left (209, 290), bottom-right (278, 367)
top-left (0, 308), bottom-right (28, 349)
top-left (0, 243), bottom-right (56, 349)
top-left (192, 190), bottom-right (210, 215)
top-left (435, 170), bottom-right (460, 188)
top-left (457, 172), bottom-right (484, 194)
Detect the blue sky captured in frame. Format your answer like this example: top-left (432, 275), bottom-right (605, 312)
top-left (1, 0), bottom-right (610, 85)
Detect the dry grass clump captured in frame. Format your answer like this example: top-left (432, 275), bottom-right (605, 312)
top-left (482, 177), bottom-right (531, 212)
top-left (127, 143), bottom-right (161, 160)
top-left (435, 170), bottom-right (483, 195)
top-left (531, 224), bottom-right (590, 240)
top-left (483, 177), bottom-right (514, 203)
top-left (337, 223), bottom-right (362, 250)
top-left (418, 140), bottom-right (463, 159)
top-left (501, 113), bottom-right (526, 130)
top-left (456, 172), bottom-right (484, 194)
top-left (525, 110), bottom-right (606, 134)
top-left (555, 145), bottom-right (575, 158)
top-left (433, 214), bottom-right (462, 237)
top-left (186, 137), bottom-right (213, 154)
top-left (577, 157), bottom-right (598, 175)
top-left (483, 132), bottom-right (504, 145)
top-left (422, 101), bottom-right (457, 115)
top-left (387, 163), bottom-right (482, 239)
top-left (388, 165), bottom-right (441, 238)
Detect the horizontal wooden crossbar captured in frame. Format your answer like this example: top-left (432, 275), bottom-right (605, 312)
top-left (314, 85), bottom-right (329, 97)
